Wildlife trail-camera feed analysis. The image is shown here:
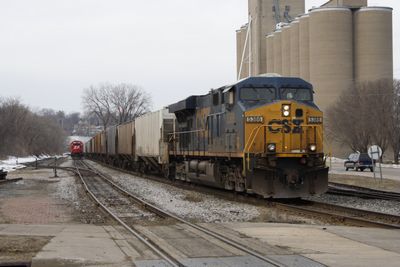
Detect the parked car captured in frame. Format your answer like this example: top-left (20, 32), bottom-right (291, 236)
top-left (344, 153), bottom-right (374, 172)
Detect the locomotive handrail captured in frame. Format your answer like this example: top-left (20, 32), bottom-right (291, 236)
top-left (243, 125), bottom-right (266, 174)
top-left (168, 129), bottom-right (207, 155)
top-left (243, 124), bottom-right (324, 174)
top-left (169, 129), bottom-right (205, 135)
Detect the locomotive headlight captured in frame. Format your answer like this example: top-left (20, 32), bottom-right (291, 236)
top-left (309, 144), bottom-right (317, 152)
top-left (282, 105), bottom-right (291, 117)
top-left (267, 143), bottom-right (276, 152)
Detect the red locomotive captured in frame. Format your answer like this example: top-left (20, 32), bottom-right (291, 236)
top-left (70, 140), bottom-right (84, 159)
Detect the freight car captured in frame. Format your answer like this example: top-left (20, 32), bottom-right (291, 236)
top-left (85, 76), bottom-right (328, 198)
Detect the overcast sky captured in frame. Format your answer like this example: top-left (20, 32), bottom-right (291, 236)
top-left (0, 0), bottom-right (398, 113)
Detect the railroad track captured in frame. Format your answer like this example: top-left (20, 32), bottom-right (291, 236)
top-left (85, 158), bottom-right (400, 230)
top-left (24, 156), bottom-right (68, 168)
top-left (275, 199), bottom-right (400, 229)
top-left (74, 159), bottom-right (286, 267)
top-left (0, 177), bottom-right (23, 185)
top-left (328, 182), bottom-right (400, 202)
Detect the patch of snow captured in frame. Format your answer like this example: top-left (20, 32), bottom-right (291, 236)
top-left (0, 155), bottom-right (51, 172)
top-left (326, 157), bottom-right (345, 163)
top-left (380, 163), bottom-right (400, 169)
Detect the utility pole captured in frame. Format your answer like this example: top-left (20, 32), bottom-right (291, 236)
top-left (238, 19), bottom-right (251, 80)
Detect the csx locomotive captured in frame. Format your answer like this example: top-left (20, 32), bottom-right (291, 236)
top-left (85, 76), bottom-right (328, 198)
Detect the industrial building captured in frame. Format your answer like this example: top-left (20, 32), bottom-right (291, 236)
top-left (236, 0), bottom-right (393, 111)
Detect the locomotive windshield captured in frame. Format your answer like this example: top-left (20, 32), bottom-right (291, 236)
top-left (280, 88), bottom-right (312, 101)
top-left (240, 87), bottom-right (276, 102)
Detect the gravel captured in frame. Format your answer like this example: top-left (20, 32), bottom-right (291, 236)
top-left (54, 175), bottom-right (79, 204)
top-left (51, 160), bottom-right (114, 224)
top-left (88, 162), bottom-right (261, 223)
top-left (308, 194), bottom-right (400, 216)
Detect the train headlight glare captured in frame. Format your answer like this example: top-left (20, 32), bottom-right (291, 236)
top-left (267, 143), bottom-right (276, 152)
top-left (283, 110), bottom-right (290, 117)
top-left (283, 105), bottom-right (290, 111)
top-left (309, 144), bottom-right (317, 152)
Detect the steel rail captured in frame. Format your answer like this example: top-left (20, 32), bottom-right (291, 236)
top-left (328, 182), bottom-right (400, 202)
top-left (0, 178), bottom-right (23, 185)
top-left (80, 160), bottom-right (285, 267)
top-left (276, 200), bottom-right (400, 229)
top-left (24, 156), bottom-right (68, 168)
top-left (73, 160), bottom-right (183, 267)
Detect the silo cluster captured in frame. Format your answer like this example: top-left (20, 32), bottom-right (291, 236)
top-left (236, 0), bottom-right (393, 110)
top-left (262, 6), bottom-right (393, 110)
top-left (240, 0), bottom-right (305, 78)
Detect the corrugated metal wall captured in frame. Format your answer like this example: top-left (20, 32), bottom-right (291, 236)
top-left (107, 126), bottom-right (117, 155)
top-left (117, 122), bottom-right (134, 156)
top-left (134, 109), bottom-right (175, 162)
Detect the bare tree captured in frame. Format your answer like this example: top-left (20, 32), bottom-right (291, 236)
top-left (0, 98), bottom-right (30, 155)
top-left (82, 83), bottom-right (151, 126)
top-left (326, 83), bottom-right (371, 152)
top-left (364, 79), bottom-right (392, 155)
top-left (388, 79), bottom-right (400, 164)
top-left (0, 98), bottom-right (66, 157)
top-left (109, 83), bottom-right (151, 124)
top-left (327, 79), bottom-right (398, 161)
top-left (82, 84), bottom-right (114, 131)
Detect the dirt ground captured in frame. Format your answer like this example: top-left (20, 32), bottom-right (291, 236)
top-left (0, 163), bottom-right (113, 263)
top-left (0, 235), bottom-right (50, 263)
top-left (329, 173), bottom-right (400, 193)
top-left (1, 166), bottom-right (112, 225)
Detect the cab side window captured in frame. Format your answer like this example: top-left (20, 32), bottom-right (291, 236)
top-left (213, 93), bottom-right (219, 106)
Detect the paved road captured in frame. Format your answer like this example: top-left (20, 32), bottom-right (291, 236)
top-left (328, 161), bottom-right (400, 182)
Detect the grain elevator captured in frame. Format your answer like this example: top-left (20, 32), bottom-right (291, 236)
top-left (236, 0), bottom-right (393, 111)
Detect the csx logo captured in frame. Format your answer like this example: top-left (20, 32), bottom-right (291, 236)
top-left (268, 119), bottom-right (303, 134)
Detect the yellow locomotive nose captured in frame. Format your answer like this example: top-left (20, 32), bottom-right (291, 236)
top-left (244, 101), bottom-right (324, 156)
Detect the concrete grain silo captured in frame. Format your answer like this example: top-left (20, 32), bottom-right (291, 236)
top-left (273, 30), bottom-right (283, 74)
top-left (281, 25), bottom-right (291, 76)
top-left (236, 25), bottom-right (249, 79)
top-left (354, 7), bottom-right (393, 83)
top-left (266, 34), bottom-right (274, 73)
top-left (289, 20), bottom-right (300, 77)
top-left (299, 14), bottom-right (310, 81)
top-left (248, 0), bottom-right (305, 76)
top-left (309, 7), bottom-right (353, 110)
